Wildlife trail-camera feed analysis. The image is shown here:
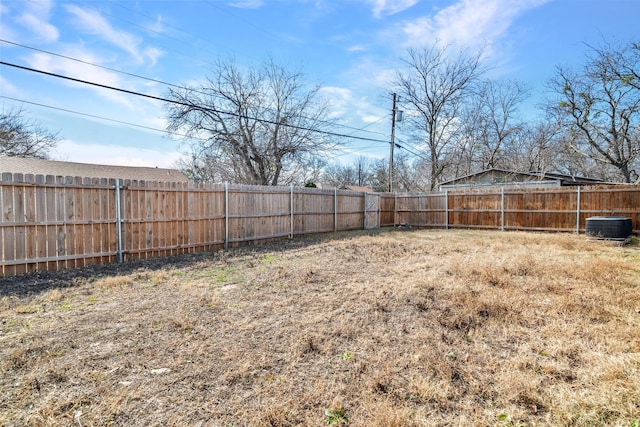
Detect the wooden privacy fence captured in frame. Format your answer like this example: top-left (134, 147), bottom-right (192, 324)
top-left (1, 173), bottom-right (380, 277)
top-left (388, 185), bottom-right (640, 233)
top-left (1, 172), bottom-right (639, 277)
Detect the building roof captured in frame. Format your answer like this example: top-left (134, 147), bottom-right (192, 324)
top-left (343, 185), bottom-right (375, 193)
top-left (440, 168), bottom-right (604, 189)
top-left (0, 156), bottom-right (189, 182)
top-left (313, 182), bottom-right (338, 190)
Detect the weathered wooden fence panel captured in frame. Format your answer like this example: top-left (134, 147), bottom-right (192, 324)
top-left (503, 187), bottom-right (578, 231)
top-left (336, 190), bottom-right (365, 231)
top-left (396, 193), bottom-right (446, 227)
top-left (228, 184), bottom-right (289, 244)
top-left (293, 187), bottom-right (334, 235)
top-left (448, 190), bottom-right (502, 229)
top-left (364, 193), bottom-right (380, 229)
top-left (0, 174), bottom-right (118, 276)
top-left (379, 194), bottom-right (395, 227)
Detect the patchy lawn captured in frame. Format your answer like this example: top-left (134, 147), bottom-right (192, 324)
top-left (1, 229), bottom-right (639, 426)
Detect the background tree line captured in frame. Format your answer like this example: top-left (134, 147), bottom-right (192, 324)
top-left (169, 39), bottom-right (639, 190)
top-left (3, 40), bottom-right (638, 191)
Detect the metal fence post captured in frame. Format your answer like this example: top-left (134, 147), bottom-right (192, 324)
top-left (576, 186), bottom-right (581, 234)
top-left (334, 188), bottom-right (338, 232)
top-left (394, 193), bottom-right (398, 227)
top-left (290, 184), bottom-right (294, 239)
top-left (115, 178), bottom-right (123, 263)
top-left (363, 192), bottom-right (367, 229)
top-left (445, 190), bottom-right (449, 229)
top-left (224, 181), bottom-right (229, 250)
top-left (501, 186), bottom-right (505, 231)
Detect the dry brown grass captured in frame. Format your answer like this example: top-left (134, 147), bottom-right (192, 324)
top-left (1, 229), bottom-right (639, 426)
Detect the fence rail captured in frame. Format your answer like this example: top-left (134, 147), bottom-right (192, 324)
top-left (1, 172), bottom-right (639, 277)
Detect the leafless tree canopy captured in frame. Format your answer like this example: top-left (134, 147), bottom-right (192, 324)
top-left (0, 108), bottom-right (59, 159)
top-left (164, 41), bottom-right (640, 190)
top-left (166, 58), bottom-right (337, 185)
top-left (395, 44), bottom-right (485, 190)
top-left (550, 41), bottom-right (640, 183)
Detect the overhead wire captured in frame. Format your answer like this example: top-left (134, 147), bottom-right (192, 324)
top-left (0, 39), bottom-right (187, 92)
top-left (0, 95), bottom-right (207, 142)
top-left (3, 1), bottom-right (429, 162)
top-left (1, 64), bottom-right (427, 162)
top-left (0, 60), bottom-right (391, 145)
top-left (4, 2), bottom-right (394, 141)
top-left (0, 39), bottom-right (390, 140)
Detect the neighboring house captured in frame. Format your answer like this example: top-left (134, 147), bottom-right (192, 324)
top-left (0, 156), bottom-right (189, 182)
top-left (439, 168), bottom-right (604, 191)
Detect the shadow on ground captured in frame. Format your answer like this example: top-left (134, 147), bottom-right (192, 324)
top-left (0, 228), bottom-right (396, 299)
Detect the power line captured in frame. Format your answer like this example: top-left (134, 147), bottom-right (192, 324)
top-left (1, 95), bottom-right (411, 164)
top-left (0, 39), bottom-right (185, 92)
top-left (1, 60), bottom-right (426, 162)
top-left (0, 39), bottom-right (389, 139)
top-left (0, 60), bottom-right (390, 144)
top-left (0, 95), bottom-right (205, 142)
top-left (394, 137), bottom-right (430, 162)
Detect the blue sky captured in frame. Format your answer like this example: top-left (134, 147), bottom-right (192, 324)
top-left (1, 0), bottom-right (639, 169)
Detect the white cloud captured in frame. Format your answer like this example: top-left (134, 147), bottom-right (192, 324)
top-left (347, 45), bottom-right (368, 53)
top-left (228, 0), bottom-right (264, 9)
top-left (362, 114), bottom-right (384, 124)
top-left (144, 47), bottom-right (164, 66)
top-left (18, 13), bottom-right (59, 42)
top-left (320, 86), bottom-right (388, 137)
top-left (320, 86), bottom-right (353, 119)
top-left (343, 55), bottom-right (396, 90)
top-left (64, 5), bottom-right (160, 64)
top-left (398, 0), bottom-right (550, 51)
top-left (364, 0), bottom-right (418, 18)
top-left (25, 49), bottom-right (135, 108)
top-left (53, 140), bottom-right (182, 169)
top-left (13, 0), bottom-right (59, 42)
top-left (145, 15), bottom-right (166, 34)
top-left (0, 75), bottom-right (23, 98)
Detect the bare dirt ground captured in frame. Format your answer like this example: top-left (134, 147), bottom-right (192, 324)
top-left (1, 229), bottom-right (639, 426)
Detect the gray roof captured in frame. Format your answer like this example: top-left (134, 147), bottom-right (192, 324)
top-left (440, 168), bottom-right (604, 187)
top-left (0, 156), bottom-right (189, 182)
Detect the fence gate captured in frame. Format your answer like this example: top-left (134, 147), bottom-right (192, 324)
top-left (364, 193), bottom-right (380, 229)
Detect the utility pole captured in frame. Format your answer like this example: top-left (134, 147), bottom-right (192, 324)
top-left (388, 92), bottom-right (398, 193)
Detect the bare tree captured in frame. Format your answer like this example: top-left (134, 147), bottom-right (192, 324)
top-left (550, 41), bottom-right (640, 182)
top-left (395, 44), bottom-right (485, 190)
top-left (507, 121), bottom-right (562, 173)
top-left (0, 107), bottom-right (59, 159)
top-left (321, 162), bottom-right (359, 189)
top-left (320, 157), bottom-right (381, 189)
top-left (166, 58), bottom-right (337, 186)
top-left (463, 79), bottom-right (529, 170)
top-left (593, 40), bottom-right (640, 90)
